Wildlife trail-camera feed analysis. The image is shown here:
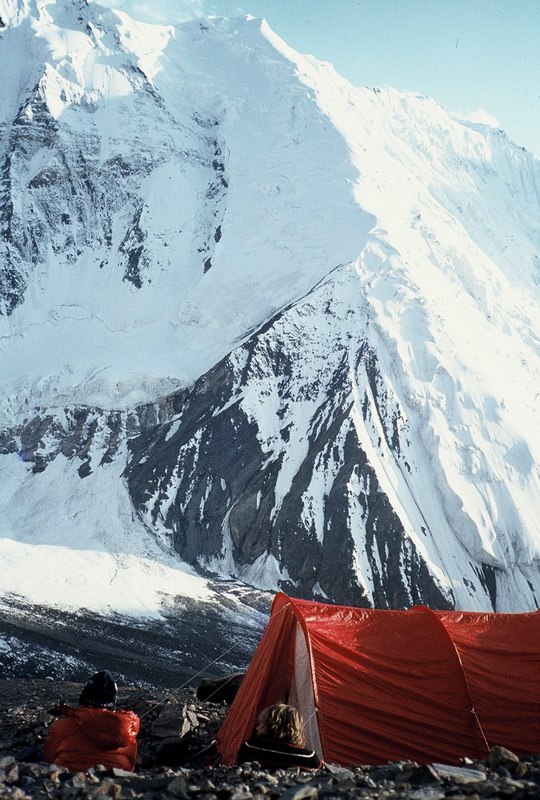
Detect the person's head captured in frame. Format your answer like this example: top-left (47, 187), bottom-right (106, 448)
top-left (79, 670), bottom-right (118, 709)
top-left (256, 703), bottom-right (305, 747)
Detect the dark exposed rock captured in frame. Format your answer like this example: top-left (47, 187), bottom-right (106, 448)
top-left (119, 205), bottom-right (147, 288)
top-left (125, 316), bottom-right (452, 610)
top-left (397, 763), bottom-right (444, 785)
top-left (0, 34), bottom-right (229, 315)
top-left (196, 673), bottom-right (245, 705)
top-left (2, 290), bottom-right (453, 612)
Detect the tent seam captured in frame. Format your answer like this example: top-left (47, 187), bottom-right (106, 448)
top-left (412, 606), bottom-right (491, 755)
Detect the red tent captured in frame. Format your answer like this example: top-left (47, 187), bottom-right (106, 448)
top-left (217, 593), bottom-right (540, 766)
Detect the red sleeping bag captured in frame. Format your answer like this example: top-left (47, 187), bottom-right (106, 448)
top-left (43, 705), bottom-right (140, 772)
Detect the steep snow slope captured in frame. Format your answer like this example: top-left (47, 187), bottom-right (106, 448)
top-left (0, 1), bottom-right (539, 620)
top-left (123, 259), bottom-right (538, 611)
top-left (0, 1), bottom-right (370, 412)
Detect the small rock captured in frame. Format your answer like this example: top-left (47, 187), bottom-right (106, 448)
top-left (230, 783), bottom-right (254, 800)
top-left (324, 764), bottom-right (355, 782)
top-left (486, 746), bottom-right (527, 777)
top-left (196, 672), bottom-right (245, 705)
top-left (370, 763), bottom-right (403, 781)
top-left (93, 778), bottom-right (121, 797)
top-left (409, 788), bottom-right (446, 800)
top-left (495, 766), bottom-right (512, 778)
top-left (431, 763), bottom-right (487, 784)
top-left (397, 764), bottom-right (442, 785)
top-left (278, 785), bottom-right (318, 800)
top-left (187, 710), bottom-right (199, 727)
top-left (67, 773), bottom-right (87, 788)
top-left (109, 767), bottom-right (136, 778)
top-left (4, 789), bottom-right (31, 800)
top-left (46, 765), bottom-right (68, 781)
top-left (126, 775), bottom-right (171, 790)
top-left (180, 717), bottom-right (192, 737)
top-left (151, 705), bottom-right (186, 738)
top-left (167, 774), bottom-right (190, 798)
top-left (36, 711), bottom-right (54, 724)
top-left (500, 777), bottom-right (526, 790)
top-left (0, 757), bottom-right (18, 784)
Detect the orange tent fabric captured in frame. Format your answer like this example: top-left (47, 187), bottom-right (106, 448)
top-left (217, 593), bottom-right (540, 766)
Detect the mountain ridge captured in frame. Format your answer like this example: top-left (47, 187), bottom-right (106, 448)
top-left (0, 1), bottom-right (539, 629)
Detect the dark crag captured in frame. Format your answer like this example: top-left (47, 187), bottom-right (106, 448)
top-left (1, 678), bottom-right (539, 800)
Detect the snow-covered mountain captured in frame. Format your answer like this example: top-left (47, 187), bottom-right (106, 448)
top-left (1, 0), bottom-right (539, 646)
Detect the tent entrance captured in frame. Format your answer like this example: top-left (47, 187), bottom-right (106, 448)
top-left (288, 622), bottom-right (323, 757)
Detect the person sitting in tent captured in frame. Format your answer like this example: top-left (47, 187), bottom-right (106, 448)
top-left (238, 703), bottom-right (322, 770)
top-left (43, 670), bottom-right (140, 772)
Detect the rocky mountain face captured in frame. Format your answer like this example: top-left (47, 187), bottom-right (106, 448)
top-left (1, 0), bottom-right (539, 625)
top-left (124, 268), bottom-right (452, 610)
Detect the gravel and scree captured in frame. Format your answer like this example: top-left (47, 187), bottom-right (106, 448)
top-left (0, 678), bottom-right (539, 799)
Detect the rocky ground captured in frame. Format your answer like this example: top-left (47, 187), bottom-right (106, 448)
top-left (0, 677), bottom-right (539, 799)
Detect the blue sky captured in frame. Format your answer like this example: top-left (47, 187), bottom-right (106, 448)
top-left (101, 0), bottom-right (540, 158)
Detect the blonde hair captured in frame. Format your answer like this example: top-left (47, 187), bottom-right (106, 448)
top-left (256, 703), bottom-right (305, 747)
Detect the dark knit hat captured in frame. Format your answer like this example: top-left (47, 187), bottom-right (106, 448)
top-left (79, 671), bottom-right (117, 709)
